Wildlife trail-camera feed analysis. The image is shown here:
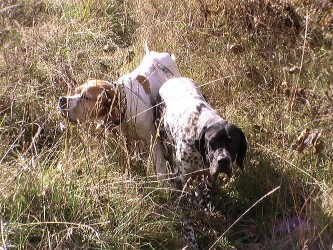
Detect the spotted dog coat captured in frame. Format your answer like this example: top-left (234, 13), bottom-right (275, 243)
top-left (156, 77), bottom-right (247, 248)
top-left (156, 77), bottom-right (247, 194)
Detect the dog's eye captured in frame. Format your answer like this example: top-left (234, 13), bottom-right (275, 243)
top-left (226, 137), bottom-right (233, 144)
top-left (225, 135), bottom-right (232, 143)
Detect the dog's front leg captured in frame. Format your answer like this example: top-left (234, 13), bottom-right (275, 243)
top-left (150, 135), bottom-right (170, 183)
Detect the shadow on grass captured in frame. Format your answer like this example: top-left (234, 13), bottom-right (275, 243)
top-left (207, 145), bottom-right (333, 250)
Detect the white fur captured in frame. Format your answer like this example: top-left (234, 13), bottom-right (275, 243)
top-left (159, 77), bottom-right (217, 127)
top-left (158, 77), bottom-right (218, 183)
top-left (121, 44), bottom-right (181, 103)
top-left (119, 75), bottom-right (154, 141)
top-left (117, 45), bottom-right (181, 180)
top-left (58, 45), bottom-right (181, 182)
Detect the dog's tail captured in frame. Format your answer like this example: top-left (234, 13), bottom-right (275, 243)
top-left (144, 41), bottom-right (150, 55)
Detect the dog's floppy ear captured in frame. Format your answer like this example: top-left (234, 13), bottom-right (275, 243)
top-left (100, 85), bottom-right (121, 125)
top-left (195, 125), bottom-right (207, 164)
top-left (144, 41), bottom-right (150, 55)
top-left (98, 85), bottom-right (114, 115)
top-left (236, 130), bottom-right (247, 171)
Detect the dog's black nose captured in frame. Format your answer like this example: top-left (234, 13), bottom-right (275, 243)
top-left (58, 97), bottom-right (67, 108)
top-left (217, 156), bottom-right (232, 177)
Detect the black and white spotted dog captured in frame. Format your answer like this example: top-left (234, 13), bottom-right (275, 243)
top-left (156, 77), bottom-right (247, 202)
top-left (155, 77), bottom-right (247, 249)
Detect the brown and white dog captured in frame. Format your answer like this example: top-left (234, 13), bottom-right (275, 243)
top-left (58, 45), bottom-right (181, 180)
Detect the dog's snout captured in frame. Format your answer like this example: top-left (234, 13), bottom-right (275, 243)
top-left (58, 96), bottom-right (67, 109)
top-left (217, 156), bottom-right (232, 178)
top-left (59, 96), bottom-right (66, 106)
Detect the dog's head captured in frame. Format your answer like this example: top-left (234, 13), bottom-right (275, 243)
top-left (58, 80), bottom-right (121, 124)
top-left (196, 118), bottom-right (247, 181)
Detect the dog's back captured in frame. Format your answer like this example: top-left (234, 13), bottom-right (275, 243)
top-left (159, 77), bottom-right (203, 102)
top-left (129, 48), bottom-right (181, 103)
top-left (158, 77), bottom-right (218, 132)
top-left (118, 74), bottom-right (154, 141)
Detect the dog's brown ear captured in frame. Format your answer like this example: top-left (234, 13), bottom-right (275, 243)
top-left (100, 85), bottom-right (122, 125)
top-left (236, 130), bottom-right (247, 171)
top-left (136, 75), bottom-right (151, 95)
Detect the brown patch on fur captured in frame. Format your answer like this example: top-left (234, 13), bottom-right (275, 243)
top-left (136, 75), bottom-right (151, 95)
top-left (92, 82), bottom-right (121, 125)
top-left (103, 86), bottom-right (122, 125)
top-left (75, 80), bottom-right (121, 124)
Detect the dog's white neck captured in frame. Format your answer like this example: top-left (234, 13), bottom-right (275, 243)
top-left (152, 58), bottom-right (176, 79)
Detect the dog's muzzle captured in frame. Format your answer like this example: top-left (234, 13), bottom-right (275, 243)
top-left (210, 155), bottom-right (232, 180)
top-left (58, 97), bottom-right (67, 109)
top-left (58, 97), bottom-right (69, 115)
top-left (217, 156), bottom-right (232, 177)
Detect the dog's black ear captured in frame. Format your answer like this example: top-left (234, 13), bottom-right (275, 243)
top-left (195, 126), bottom-right (207, 164)
top-left (236, 130), bottom-right (247, 171)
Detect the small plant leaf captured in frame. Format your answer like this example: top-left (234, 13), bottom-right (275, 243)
top-left (277, 81), bottom-right (308, 104)
top-left (283, 65), bottom-right (303, 74)
top-left (229, 44), bottom-right (245, 55)
top-left (292, 128), bottom-right (324, 154)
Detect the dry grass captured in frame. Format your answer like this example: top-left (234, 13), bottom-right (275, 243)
top-left (1, 0), bottom-right (333, 249)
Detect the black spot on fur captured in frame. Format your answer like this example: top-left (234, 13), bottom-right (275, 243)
top-left (196, 102), bottom-right (207, 113)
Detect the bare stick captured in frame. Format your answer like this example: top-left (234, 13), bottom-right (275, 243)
top-left (1, 220), bottom-right (7, 250)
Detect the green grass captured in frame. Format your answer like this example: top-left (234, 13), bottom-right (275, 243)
top-left (1, 0), bottom-right (333, 249)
